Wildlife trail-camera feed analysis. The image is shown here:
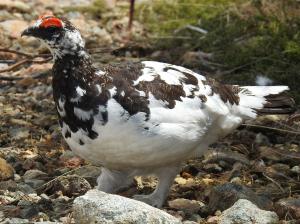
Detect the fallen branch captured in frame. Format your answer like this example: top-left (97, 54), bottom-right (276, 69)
top-left (203, 149), bottom-right (250, 165)
top-left (241, 123), bottom-right (300, 135)
top-left (0, 47), bottom-right (51, 58)
top-left (0, 57), bottom-right (52, 74)
top-left (0, 69), bottom-right (51, 81)
top-left (263, 172), bottom-right (285, 193)
top-left (0, 47), bottom-right (52, 74)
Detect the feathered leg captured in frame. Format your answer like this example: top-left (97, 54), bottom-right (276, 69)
top-left (96, 167), bottom-right (134, 193)
top-left (133, 165), bottom-right (180, 208)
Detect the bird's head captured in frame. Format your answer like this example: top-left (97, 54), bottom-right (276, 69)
top-left (21, 15), bottom-right (86, 59)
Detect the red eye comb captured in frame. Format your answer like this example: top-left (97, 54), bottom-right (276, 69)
top-left (39, 15), bottom-right (63, 28)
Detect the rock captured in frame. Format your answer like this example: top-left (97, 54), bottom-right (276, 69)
top-left (73, 189), bottom-right (181, 224)
top-left (16, 183), bottom-right (36, 194)
top-left (203, 163), bottom-right (223, 173)
top-left (0, 180), bottom-right (17, 191)
top-left (291, 166), bottom-right (300, 174)
top-left (219, 199), bottom-right (279, 224)
top-left (274, 198), bottom-right (300, 219)
top-left (73, 165), bottom-right (101, 185)
top-left (24, 179), bottom-right (45, 189)
top-left (206, 216), bottom-right (219, 223)
top-left (45, 175), bottom-right (91, 197)
top-left (23, 169), bottom-right (48, 188)
top-left (187, 214), bottom-right (205, 223)
top-left (254, 133), bottom-right (270, 145)
top-left (207, 183), bottom-right (272, 213)
top-left (14, 174), bottom-right (21, 181)
top-left (182, 221), bottom-right (198, 224)
top-left (230, 177), bottom-right (242, 185)
top-left (0, 157), bottom-right (14, 181)
top-left (9, 127), bottom-right (30, 140)
top-left (168, 198), bottom-right (204, 213)
top-left (23, 169), bottom-right (48, 180)
top-left (19, 206), bottom-right (39, 219)
top-left (0, 20), bottom-right (28, 39)
top-left (174, 176), bottom-right (187, 185)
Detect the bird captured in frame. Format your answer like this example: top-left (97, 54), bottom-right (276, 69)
top-left (21, 15), bottom-right (295, 208)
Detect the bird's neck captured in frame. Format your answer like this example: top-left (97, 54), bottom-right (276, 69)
top-left (51, 45), bottom-right (90, 62)
top-left (52, 48), bottom-right (96, 82)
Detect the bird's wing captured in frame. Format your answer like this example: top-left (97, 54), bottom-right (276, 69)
top-left (100, 61), bottom-right (242, 141)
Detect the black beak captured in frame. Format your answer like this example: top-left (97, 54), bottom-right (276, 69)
top-left (21, 26), bottom-right (36, 37)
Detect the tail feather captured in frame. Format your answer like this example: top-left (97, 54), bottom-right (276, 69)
top-left (238, 86), bottom-right (295, 118)
top-left (256, 92), bottom-right (295, 114)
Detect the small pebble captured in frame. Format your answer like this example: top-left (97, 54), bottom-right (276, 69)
top-left (230, 177), bottom-right (242, 185)
top-left (168, 198), bottom-right (204, 213)
top-left (291, 166), bottom-right (300, 174)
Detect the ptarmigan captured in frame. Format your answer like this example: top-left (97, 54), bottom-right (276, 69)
top-left (21, 15), bottom-right (295, 208)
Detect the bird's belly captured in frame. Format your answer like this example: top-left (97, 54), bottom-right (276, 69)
top-left (63, 121), bottom-right (199, 170)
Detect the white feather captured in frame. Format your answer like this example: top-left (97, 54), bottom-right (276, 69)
top-left (74, 107), bottom-right (93, 121)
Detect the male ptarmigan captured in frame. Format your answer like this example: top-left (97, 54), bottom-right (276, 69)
top-left (22, 15), bottom-right (295, 207)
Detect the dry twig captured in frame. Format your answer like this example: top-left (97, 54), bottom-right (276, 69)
top-left (263, 172), bottom-right (285, 193)
top-left (241, 123), bottom-right (300, 135)
top-left (0, 47), bottom-right (52, 74)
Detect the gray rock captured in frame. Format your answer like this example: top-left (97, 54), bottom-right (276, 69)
top-left (24, 179), bottom-right (45, 189)
top-left (23, 169), bottom-right (47, 180)
top-left (23, 169), bottom-right (48, 188)
top-left (73, 189), bottom-right (182, 224)
top-left (187, 214), bottom-right (205, 223)
top-left (19, 206), bottom-right (39, 219)
top-left (168, 198), bottom-right (204, 214)
top-left (16, 183), bottom-right (36, 194)
top-left (207, 183), bottom-right (273, 213)
top-left (291, 166), bottom-right (300, 174)
top-left (219, 199), bottom-right (279, 224)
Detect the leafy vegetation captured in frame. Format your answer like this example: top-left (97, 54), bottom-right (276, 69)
top-left (136, 0), bottom-right (300, 103)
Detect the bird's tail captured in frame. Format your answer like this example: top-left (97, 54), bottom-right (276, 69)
top-left (237, 86), bottom-right (295, 119)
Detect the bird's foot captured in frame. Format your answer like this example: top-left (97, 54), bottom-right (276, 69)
top-left (133, 194), bottom-right (164, 208)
